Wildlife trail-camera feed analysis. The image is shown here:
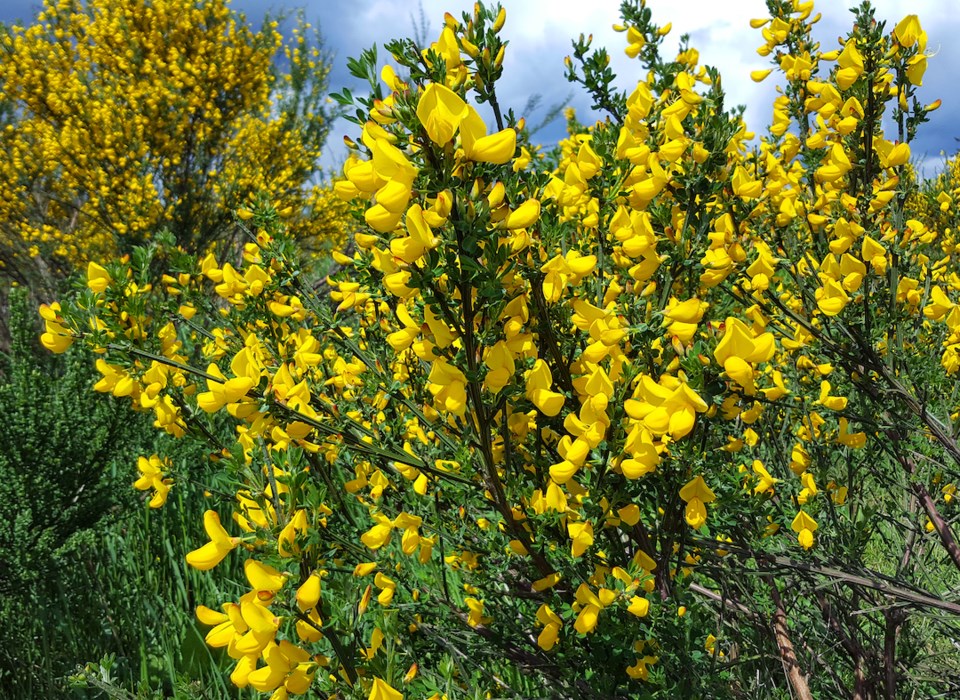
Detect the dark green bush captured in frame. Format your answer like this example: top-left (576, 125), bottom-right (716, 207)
top-left (0, 288), bottom-right (238, 698)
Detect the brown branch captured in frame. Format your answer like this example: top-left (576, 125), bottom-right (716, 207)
top-left (883, 610), bottom-right (904, 700)
top-left (814, 591), bottom-right (865, 676)
top-left (764, 575), bottom-right (813, 700)
top-left (915, 481), bottom-right (960, 571)
top-left (853, 655), bottom-right (868, 700)
top-left (700, 540), bottom-right (960, 615)
top-left (898, 493), bottom-right (919, 576)
top-left (890, 439), bottom-right (960, 574)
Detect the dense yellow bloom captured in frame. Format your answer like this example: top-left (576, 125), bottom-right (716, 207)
top-left (38, 0), bottom-right (960, 695)
top-left (1, 0), bottom-right (348, 293)
top-left (624, 375), bottom-right (708, 440)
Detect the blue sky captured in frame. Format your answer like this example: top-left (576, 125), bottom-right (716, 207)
top-left (3, 0), bottom-right (957, 174)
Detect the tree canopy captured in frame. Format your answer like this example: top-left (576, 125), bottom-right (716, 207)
top-left (0, 0), bottom-right (345, 299)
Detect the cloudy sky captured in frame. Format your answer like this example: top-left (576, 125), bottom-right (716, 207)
top-left (3, 0), bottom-right (957, 173)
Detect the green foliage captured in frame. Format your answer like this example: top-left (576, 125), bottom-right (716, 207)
top-left (0, 288), bottom-right (240, 698)
top-left (0, 288), bottom-right (142, 595)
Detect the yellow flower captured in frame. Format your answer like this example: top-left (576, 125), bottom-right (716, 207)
top-left (465, 597), bottom-right (486, 627)
top-left (38, 302), bottom-right (75, 354)
top-left (679, 476), bottom-right (716, 528)
top-left (627, 596), bottom-right (650, 617)
top-left (134, 455), bottom-right (173, 508)
top-left (906, 53), bottom-right (926, 86)
top-left (751, 460), bottom-right (778, 495)
top-left (532, 572), bottom-right (563, 592)
top-left (390, 203), bottom-right (440, 264)
top-left (361, 514), bottom-right (395, 550)
top-left (247, 640), bottom-right (313, 694)
top-left (791, 510), bottom-right (818, 550)
top-left (624, 374), bottom-right (708, 440)
top-left (836, 39), bottom-right (864, 90)
top-left (278, 510), bottom-right (309, 557)
top-left (541, 251), bottom-right (598, 301)
top-left (504, 199), bottom-right (541, 230)
top-left (816, 278), bottom-right (851, 317)
top-left (536, 604), bottom-right (562, 650)
top-left (893, 15), bottom-right (924, 49)
top-left (369, 677), bottom-right (403, 700)
top-left (196, 363), bottom-right (257, 414)
top-left (86, 261), bottom-right (112, 293)
top-left (526, 359), bottom-right (565, 417)
top-left (817, 381), bottom-right (848, 411)
top-left (816, 143), bottom-right (853, 183)
top-left (244, 559), bottom-right (287, 594)
top-left (426, 360), bottom-right (468, 415)
top-left (416, 83), bottom-right (468, 145)
top-left (713, 317), bottom-right (775, 366)
top-left (624, 25), bottom-right (646, 58)
top-left (483, 341), bottom-right (516, 394)
top-left (568, 520), bottom-right (595, 558)
top-left (924, 286), bottom-right (955, 321)
top-left (461, 106), bottom-right (517, 164)
top-left (626, 654), bottom-right (658, 681)
top-left (186, 510), bottom-right (241, 570)
top-left (573, 583), bottom-right (613, 634)
top-left (732, 165), bottom-right (762, 199)
top-left (296, 573), bottom-right (322, 612)
top-left (375, 572), bottom-right (397, 606)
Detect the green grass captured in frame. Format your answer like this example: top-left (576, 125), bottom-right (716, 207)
top-left (0, 289), bottom-right (243, 699)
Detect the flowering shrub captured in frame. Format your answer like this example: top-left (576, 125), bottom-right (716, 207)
top-left (44, 1), bottom-right (960, 697)
top-left (0, 0), bottom-right (348, 298)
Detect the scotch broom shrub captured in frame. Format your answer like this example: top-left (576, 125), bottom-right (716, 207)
top-left (44, 1), bottom-right (960, 697)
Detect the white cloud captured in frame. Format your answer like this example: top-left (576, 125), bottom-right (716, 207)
top-left (4, 0), bottom-right (954, 168)
top-left (233, 0), bottom-right (960, 168)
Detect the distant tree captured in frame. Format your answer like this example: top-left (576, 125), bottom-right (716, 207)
top-left (0, 0), bottom-right (347, 302)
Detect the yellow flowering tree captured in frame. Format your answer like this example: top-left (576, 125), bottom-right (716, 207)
top-left (0, 0), bottom-right (348, 301)
top-left (44, 1), bottom-right (960, 697)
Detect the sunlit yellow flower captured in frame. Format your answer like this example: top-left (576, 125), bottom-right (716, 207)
top-left (680, 476), bottom-right (716, 528)
top-left (369, 677), bottom-right (404, 700)
top-left (134, 455), bottom-right (173, 508)
top-left (186, 510), bottom-right (241, 570)
top-left (791, 510), bottom-right (818, 550)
